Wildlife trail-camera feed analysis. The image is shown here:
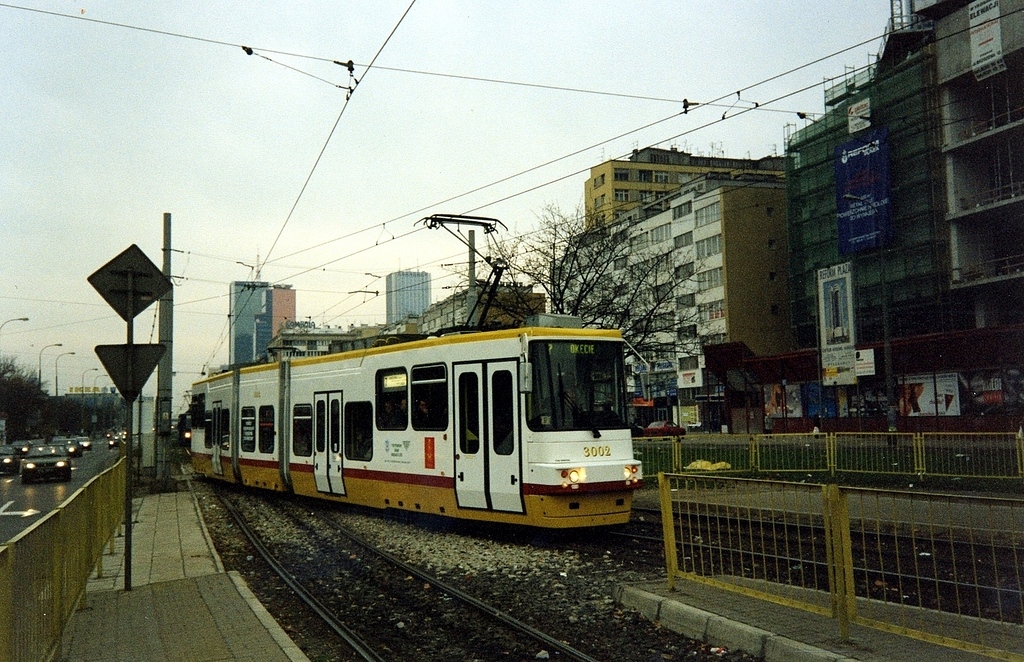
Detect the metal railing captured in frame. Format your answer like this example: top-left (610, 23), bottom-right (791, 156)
top-left (0, 458), bottom-right (125, 662)
top-left (634, 432), bottom-right (1024, 481)
top-left (658, 473), bottom-right (1024, 659)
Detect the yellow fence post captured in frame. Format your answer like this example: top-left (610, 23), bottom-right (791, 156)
top-left (913, 432), bottom-right (926, 475)
top-left (658, 472), bottom-right (679, 591)
top-left (823, 483), bottom-right (855, 640)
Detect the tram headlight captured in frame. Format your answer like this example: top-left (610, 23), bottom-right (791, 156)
top-left (623, 464), bottom-right (640, 483)
top-left (560, 467), bottom-right (586, 488)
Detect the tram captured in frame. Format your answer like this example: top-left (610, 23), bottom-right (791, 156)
top-left (188, 324), bottom-right (642, 527)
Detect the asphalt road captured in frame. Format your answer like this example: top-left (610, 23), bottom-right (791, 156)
top-left (0, 442), bottom-right (122, 543)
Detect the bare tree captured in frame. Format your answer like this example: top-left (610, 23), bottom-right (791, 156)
top-left (494, 204), bottom-right (702, 358)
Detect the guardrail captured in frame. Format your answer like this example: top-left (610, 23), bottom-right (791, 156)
top-left (635, 432), bottom-right (1024, 481)
top-left (0, 458), bottom-right (125, 662)
top-left (657, 472), bottom-right (1024, 659)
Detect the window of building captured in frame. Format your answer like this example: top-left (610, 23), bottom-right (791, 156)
top-left (614, 256), bottom-right (628, 270)
top-left (240, 406), bottom-right (256, 453)
top-left (697, 267), bottom-right (723, 291)
top-left (258, 405), bottom-right (275, 453)
top-left (344, 401), bottom-right (373, 461)
top-left (769, 271), bottom-right (777, 281)
top-left (411, 364), bottom-right (448, 431)
top-left (674, 232), bottom-right (693, 249)
top-left (593, 174), bottom-right (605, 188)
top-left (672, 201), bottom-right (693, 219)
top-left (292, 404), bottom-right (312, 457)
top-left (376, 368), bottom-right (408, 430)
top-left (679, 356), bottom-right (699, 370)
top-left (654, 171), bottom-right (670, 183)
top-left (650, 223), bottom-right (671, 244)
top-left (614, 189), bottom-right (628, 202)
top-left (640, 190), bottom-right (655, 203)
top-left (674, 262), bottom-right (695, 281)
top-left (676, 293), bottom-right (695, 307)
top-left (699, 299), bottom-right (725, 321)
top-left (695, 201), bottom-right (721, 228)
top-left (678, 324), bottom-right (698, 339)
top-left (695, 234), bottom-right (722, 259)
top-left (594, 194), bottom-right (605, 208)
top-left (630, 233), bottom-right (648, 250)
top-left (614, 168), bottom-right (629, 181)
top-left (703, 332), bottom-right (728, 346)
top-left (637, 169), bottom-right (653, 183)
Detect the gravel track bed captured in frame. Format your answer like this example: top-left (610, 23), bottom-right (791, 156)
top-left (193, 479), bottom-right (761, 661)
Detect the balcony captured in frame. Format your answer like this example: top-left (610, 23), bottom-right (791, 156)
top-left (951, 252), bottom-right (1024, 288)
top-left (945, 105), bottom-right (1024, 151)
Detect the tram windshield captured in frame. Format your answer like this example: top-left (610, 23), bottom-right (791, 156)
top-left (527, 339), bottom-right (628, 432)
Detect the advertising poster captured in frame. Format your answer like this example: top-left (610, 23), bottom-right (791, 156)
top-left (764, 383), bottom-right (803, 419)
top-left (835, 127), bottom-right (893, 255)
top-left (818, 262), bottom-right (857, 386)
top-left (970, 0), bottom-right (1007, 81)
top-left (897, 373), bottom-right (961, 417)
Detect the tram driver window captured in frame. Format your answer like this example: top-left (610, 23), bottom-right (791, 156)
top-left (376, 368), bottom-right (408, 430)
top-left (292, 404), bottom-right (313, 457)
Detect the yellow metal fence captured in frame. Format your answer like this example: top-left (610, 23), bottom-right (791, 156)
top-left (658, 472), bottom-right (1024, 660)
top-left (0, 458), bottom-right (125, 662)
top-left (635, 432), bottom-right (1024, 480)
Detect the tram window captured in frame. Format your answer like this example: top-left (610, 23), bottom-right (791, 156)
top-left (492, 370), bottom-right (514, 456)
top-left (258, 405), bottom-right (275, 454)
top-left (218, 408), bottom-right (230, 449)
top-left (376, 368), bottom-right (408, 430)
top-left (411, 364), bottom-right (448, 431)
top-left (292, 404), bottom-right (313, 457)
top-left (240, 406), bottom-right (256, 452)
top-left (204, 412), bottom-right (213, 449)
top-left (190, 394), bottom-right (205, 445)
top-left (458, 372), bottom-right (480, 454)
top-left (315, 400), bottom-right (326, 453)
top-left (330, 399), bottom-right (341, 453)
top-left (345, 401), bottom-right (373, 461)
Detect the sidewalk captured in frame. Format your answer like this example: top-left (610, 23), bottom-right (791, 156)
top-left (59, 485), bottom-right (308, 662)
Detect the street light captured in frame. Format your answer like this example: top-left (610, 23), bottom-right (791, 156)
top-left (54, 351), bottom-right (75, 398)
top-left (39, 343), bottom-right (63, 392)
top-left (0, 317), bottom-right (29, 361)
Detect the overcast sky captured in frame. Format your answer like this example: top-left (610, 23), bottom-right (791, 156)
top-left (0, 1), bottom-right (893, 410)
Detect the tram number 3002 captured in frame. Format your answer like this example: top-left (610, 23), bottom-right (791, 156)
top-left (583, 445), bottom-right (612, 458)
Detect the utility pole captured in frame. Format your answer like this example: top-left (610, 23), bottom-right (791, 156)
top-left (156, 213), bottom-right (175, 487)
top-left (466, 230), bottom-right (477, 327)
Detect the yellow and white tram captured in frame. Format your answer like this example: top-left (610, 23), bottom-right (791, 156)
top-left (188, 325), bottom-right (642, 527)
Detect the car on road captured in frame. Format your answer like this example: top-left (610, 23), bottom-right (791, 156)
top-left (52, 436), bottom-right (82, 457)
top-left (76, 436), bottom-right (93, 452)
top-left (640, 420), bottom-right (687, 437)
top-left (10, 439), bottom-right (39, 457)
top-left (0, 445), bottom-right (20, 475)
top-left (20, 445), bottom-right (73, 484)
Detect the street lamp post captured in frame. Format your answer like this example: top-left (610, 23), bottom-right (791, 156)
top-left (54, 351), bottom-right (75, 398)
top-left (0, 317), bottom-right (29, 361)
top-left (39, 343), bottom-right (63, 393)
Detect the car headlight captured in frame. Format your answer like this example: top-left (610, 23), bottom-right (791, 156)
top-left (24, 462), bottom-right (36, 470)
top-left (56, 461), bottom-right (67, 468)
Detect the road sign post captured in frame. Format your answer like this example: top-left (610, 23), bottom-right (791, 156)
top-left (89, 244), bottom-right (172, 591)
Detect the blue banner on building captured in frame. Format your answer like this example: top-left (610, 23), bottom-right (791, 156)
top-left (835, 127), bottom-right (893, 255)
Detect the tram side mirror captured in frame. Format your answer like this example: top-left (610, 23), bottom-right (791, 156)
top-left (520, 363), bottom-right (533, 393)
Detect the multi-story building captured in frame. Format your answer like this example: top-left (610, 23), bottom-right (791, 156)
top-left (385, 271), bottom-right (431, 325)
top-left (585, 146), bottom-right (784, 226)
top-left (611, 170), bottom-right (791, 428)
top-left (254, 284), bottom-right (296, 361)
top-left (706, 1), bottom-right (1024, 433)
top-left (229, 281), bottom-right (269, 365)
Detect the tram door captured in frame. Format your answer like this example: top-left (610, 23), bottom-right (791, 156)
top-left (210, 402), bottom-right (228, 476)
top-left (453, 361), bottom-right (524, 514)
top-left (313, 391), bottom-right (346, 495)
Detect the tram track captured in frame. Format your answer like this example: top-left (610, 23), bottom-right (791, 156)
top-left (196, 481), bottom-right (761, 661)
top-left (217, 486), bottom-right (603, 661)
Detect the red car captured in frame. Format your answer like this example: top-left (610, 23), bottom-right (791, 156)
top-left (642, 421), bottom-right (687, 437)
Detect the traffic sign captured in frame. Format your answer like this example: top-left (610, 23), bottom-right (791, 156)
top-left (95, 344), bottom-right (166, 403)
top-left (88, 244), bottom-right (172, 323)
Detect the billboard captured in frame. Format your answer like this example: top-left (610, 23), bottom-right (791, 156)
top-left (818, 262), bottom-right (857, 386)
top-left (898, 373), bottom-right (961, 417)
top-left (835, 127), bottom-right (892, 255)
top-left (970, 0), bottom-right (1007, 81)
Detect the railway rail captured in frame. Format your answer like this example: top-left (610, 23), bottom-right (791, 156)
top-left (195, 481), bottom-right (761, 661)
